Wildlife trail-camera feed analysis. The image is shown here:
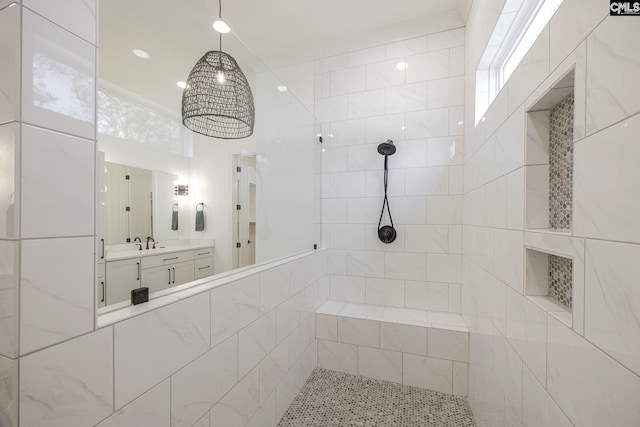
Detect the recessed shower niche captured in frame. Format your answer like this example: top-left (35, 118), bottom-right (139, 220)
top-left (525, 249), bottom-right (573, 314)
top-left (522, 70), bottom-right (583, 329)
top-left (525, 70), bottom-right (575, 232)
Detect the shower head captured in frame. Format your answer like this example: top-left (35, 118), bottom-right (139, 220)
top-left (377, 139), bottom-right (396, 156)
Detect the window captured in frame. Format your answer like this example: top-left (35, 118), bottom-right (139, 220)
top-left (475, 0), bottom-right (564, 124)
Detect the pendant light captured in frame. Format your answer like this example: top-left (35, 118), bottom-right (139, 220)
top-left (181, 0), bottom-right (255, 139)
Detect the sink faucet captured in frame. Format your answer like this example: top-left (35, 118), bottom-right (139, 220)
top-left (134, 237), bottom-right (142, 243)
top-left (135, 243), bottom-right (143, 251)
top-left (146, 236), bottom-right (155, 250)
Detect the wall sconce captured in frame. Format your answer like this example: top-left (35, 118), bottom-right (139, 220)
top-left (174, 184), bottom-right (189, 196)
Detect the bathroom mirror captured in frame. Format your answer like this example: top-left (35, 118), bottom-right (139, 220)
top-left (97, 0), bottom-right (319, 311)
top-left (101, 160), bottom-right (179, 245)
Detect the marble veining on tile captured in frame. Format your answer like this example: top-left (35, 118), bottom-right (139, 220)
top-left (278, 368), bottom-right (475, 427)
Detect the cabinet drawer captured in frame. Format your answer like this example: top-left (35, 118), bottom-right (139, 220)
top-left (195, 247), bottom-right (214, 259)
top-left (141, 250), bottom-right (194, 269)
top-left (194, 257), bottom-right (213, 279)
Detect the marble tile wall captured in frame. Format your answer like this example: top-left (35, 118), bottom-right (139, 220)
top-left (1, 2), bottom-right (328, 426)
top-left (464, 1), bottom-right (640, 426)
top-left (19, 249), bottom-right (327, 427)
top-left (317, 28), bottom-right (465, 314)
top-left (0, 1), bottom-right (99, 424)
top-left (316, 311), bottom-right (469, 396)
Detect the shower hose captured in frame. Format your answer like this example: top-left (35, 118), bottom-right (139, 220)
top-left (377, 154), bottom-right (395, 242)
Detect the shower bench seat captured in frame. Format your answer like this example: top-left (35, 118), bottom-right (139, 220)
top-left (315, 300), bottom-right (469, 397)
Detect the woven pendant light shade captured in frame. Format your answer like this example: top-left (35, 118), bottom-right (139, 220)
top-left (182, 51), bottom-right (255, 139)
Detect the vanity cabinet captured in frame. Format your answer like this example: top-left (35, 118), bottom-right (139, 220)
top-left (97, 261), bottom-right (106, 308)
top-left (140, 250), bottom-right (195, 294)
top-left (194, 248), bottom-right (214, 279)
top-left (105, 257), bottom-right (141, 305)
top-left (141, 260), bottom-right (195, 293)
top-left (105, 246), bottom-right (213, 306)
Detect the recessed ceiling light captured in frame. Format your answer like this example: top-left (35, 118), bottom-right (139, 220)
top-left (213, 20), bottom-right (231, 33)
top-left (316, 133), bottom-right (322, 137)
top-left (177, 81), bottom-right (187, 89)
top-left (396, 61), bottom-right (409, 71)
top-left (277, 85), bottom-right (288, 92)
top-left (132, 49), bottom-right (150, 59)
top-left (457, 121), bottom-right (464, 125)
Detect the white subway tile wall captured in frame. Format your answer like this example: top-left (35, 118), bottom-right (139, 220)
top-left (319, 29), bottom-right (465, 315)
top-left (464, 1), bottom-right (640, 426)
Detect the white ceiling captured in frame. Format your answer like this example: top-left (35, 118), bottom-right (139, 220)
top-left (99, 0), bottom-right (471, 113)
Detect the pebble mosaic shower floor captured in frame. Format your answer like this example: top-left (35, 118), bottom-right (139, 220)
top-left (278, 368), bottom-right (476, 427)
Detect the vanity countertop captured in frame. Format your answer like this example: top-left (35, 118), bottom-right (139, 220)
top-left (105, 241), bottom-right (215, 262)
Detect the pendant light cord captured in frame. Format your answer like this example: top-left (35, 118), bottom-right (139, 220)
top-left (219, 0), bottom-right (223, 51)
top-left (377, 155), bottom-right (394, 231)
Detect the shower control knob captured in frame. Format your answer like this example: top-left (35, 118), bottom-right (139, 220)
top-left (378, 225), bottom-right (397, 244)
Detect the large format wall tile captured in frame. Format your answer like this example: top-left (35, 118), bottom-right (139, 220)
top-left (0, 238), bottom-right (18, 359)
top-left (23, 0), bottom-right (96, 44)
top-left (0, 4), bottom-right (19, 125)
top-left (114, 293), bottom-right (210, 409)
top-left (21, 125), bottom-right (94, 238)
top-left (574, 113), bottom-right (640, 244)
top-left (317, 340), bottom-right (358, 374)
top-left (506, 26), bottom-right (550, 114)
top-left (97, 380), bottom-right (170, 427)
top-left (21, 10), bottom-right (95, 139)
top-left (0, 355), bottom-right (16, 427)
top-left (402, 353), bottom-right (453, 394)
top-left (584, 239), bottom-right (640, 376)
top-left (259, 264), bottom-right (290, 315)
top-left (211, 274), bottom-right (259, 347)
top-left (171, 336), bottom-right (237, 427)
top-left (586, 16), bottom-right (640, 135)
top-left (259, 337), bottom-right (289, 405)
top-left (20, 328), bottom-right (113, 427)
top-left (505, 288), bottom-right (547, 386)
top-left (211, 367), bottom-right (260, 427)
top-left (521, 366), bottom-right (571, 427)
top-left (547, 316), bottom-right (640, 426)
top-left (20, 236), bottom-right (94, 354)
top-left (549, 0), bottom-right (605, 70)
top-left (0, 124), bottom-right (17, 240)
top-left (358, 346), bottom-right (402, 383)
top-left (240, 310), bottom-right (277, 378)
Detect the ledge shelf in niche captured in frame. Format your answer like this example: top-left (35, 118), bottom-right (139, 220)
top-left (525, 69), bottom-right (575, 234)
top-left (525, 248), bottom-right (573, 328)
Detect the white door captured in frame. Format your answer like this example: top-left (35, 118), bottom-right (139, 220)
top-left (141, 264), bottom-right (173, 294)
top-left (173, 261), bottom-right (195, 286)
top-left (232, 154), bottom-right (257, 269)
top-left (128, 166), bottom-right (153, 242)
top-left (106, 258), bottom-right (141, 305)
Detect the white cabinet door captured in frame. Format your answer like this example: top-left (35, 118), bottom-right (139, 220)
top-left (141, 264), bottom-right (173, 294)
top-left (173, 260), bottom-right (195, 286)
top-left (106, 258), bottom-right (141, 305)
top-left (96, 280), bottom-right (106, 308)
top-left (194, 257), bottom-right (213, 279)
top-left (142, 260), bottom-right (194, 294)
